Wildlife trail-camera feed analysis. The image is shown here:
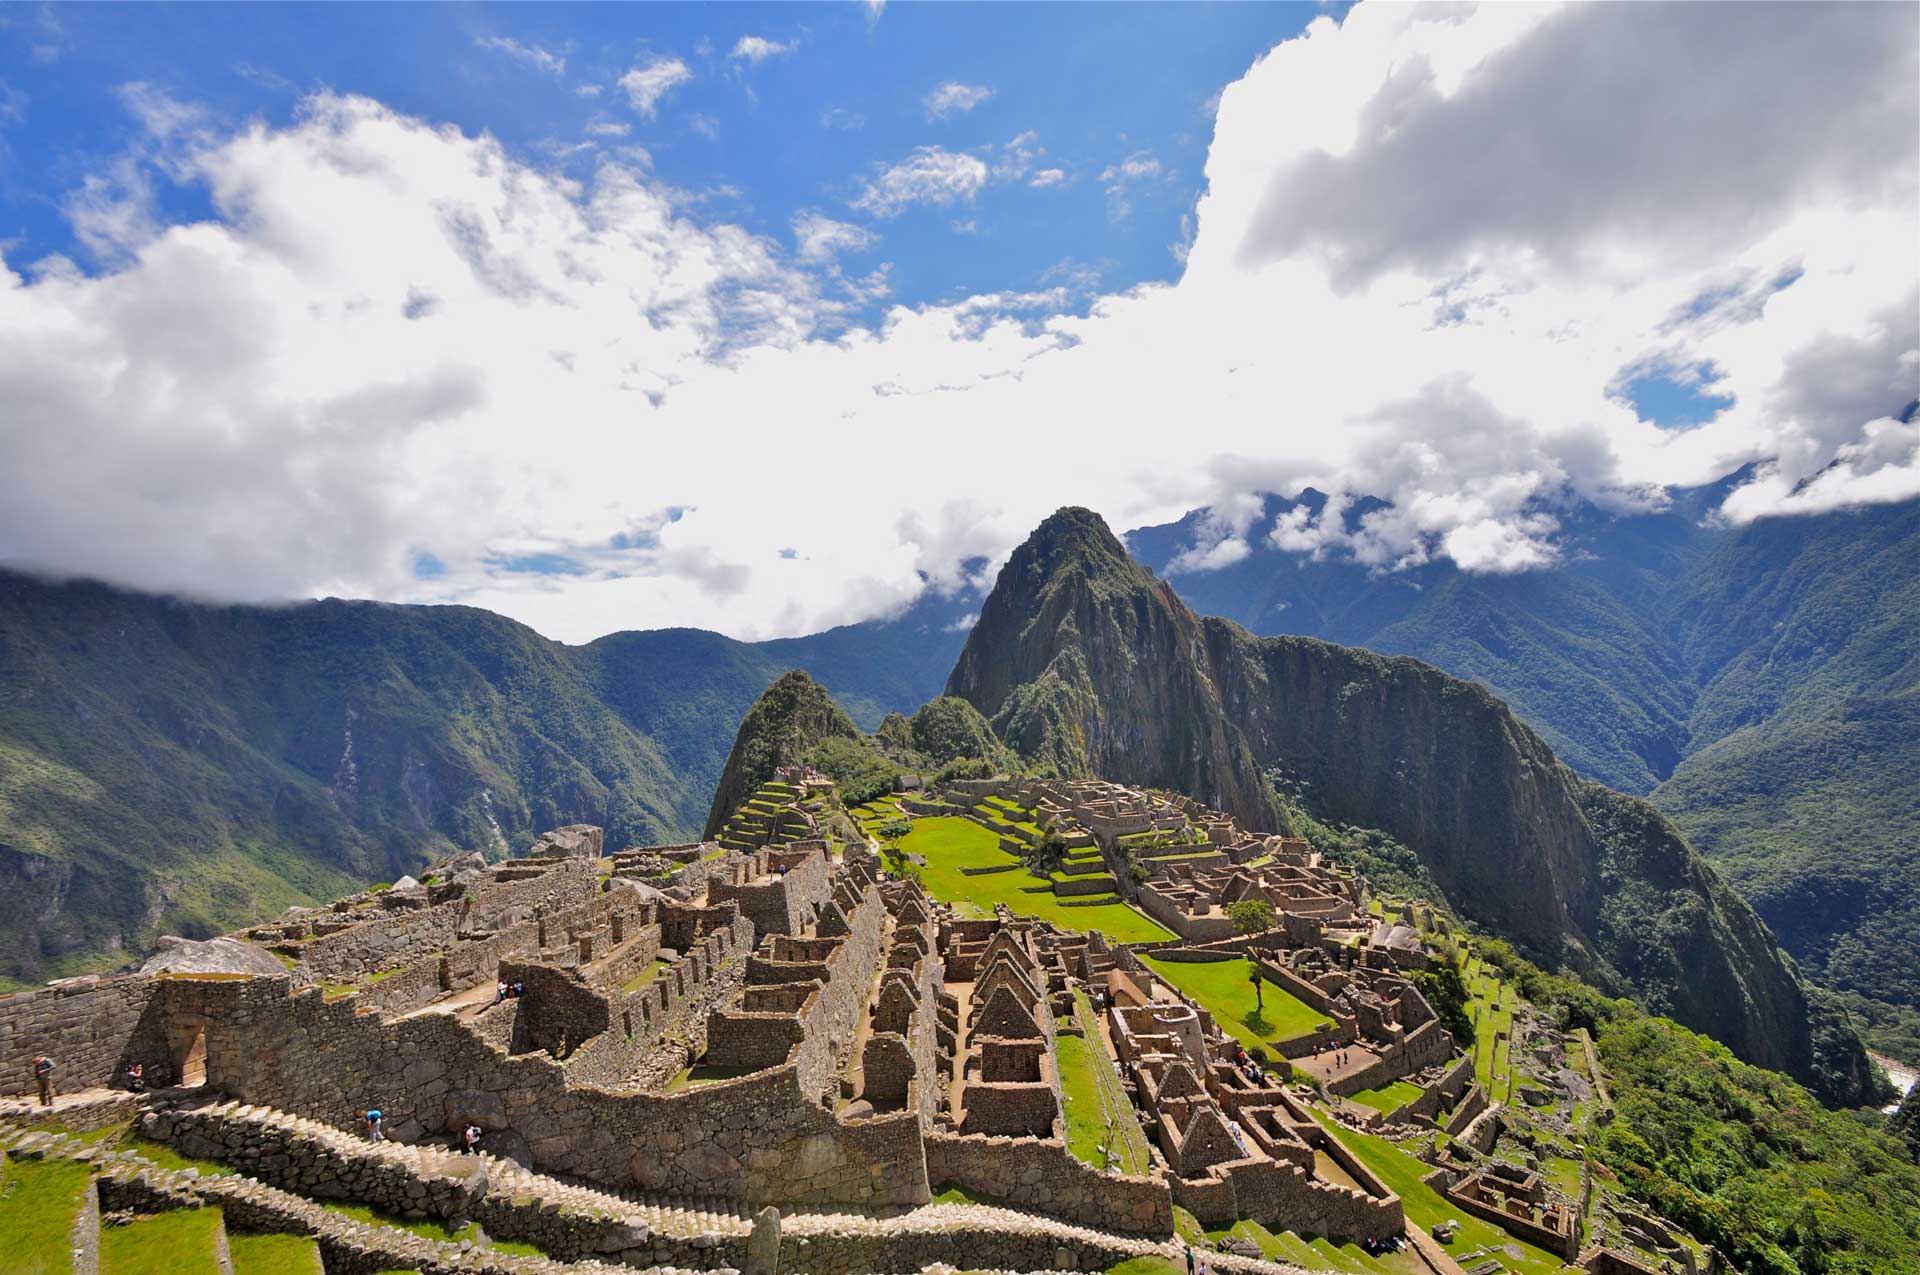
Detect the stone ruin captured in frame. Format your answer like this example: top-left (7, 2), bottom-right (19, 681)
top-left (5, 769), bottom-right (1626, 1273)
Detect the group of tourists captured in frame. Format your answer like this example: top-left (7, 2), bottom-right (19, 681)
top-left (356, 1105), bottom-right (486, 1158)
top-left (493, 979), bottom-right (526, 1004)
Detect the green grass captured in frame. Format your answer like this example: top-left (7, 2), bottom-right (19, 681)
top-left (1141, 955), bottom-right (1331, 1048)
top-left (1208, 1218), bottom-right (1420, 1273)
top-left (667, 1063), bottom-right (763, 1091)
top-left (621, 958), bottom-right (671, 994)
top-left (125, 1137), bottom-right (234, 1176)
top-left (319, 1201), bottom-right (480, 1244)
top-left (1307, 1112), bottom-right (1569, 1274)
top-left (1345, 1080), bottom-right (1423, 1115)
top-left (228, 1231), bottom-right (325, 1275)
top-left (1107, 1258), bottom-right (1184, 1275)
top-left (1056, 991), bottom-right (1153, 1174)
top-left (0, 1155), bottom-right (94, 1275)
top-left (100, 1205), bottom-right (227, 1275)
top-left (894, 816), bottom-right (1171, 942)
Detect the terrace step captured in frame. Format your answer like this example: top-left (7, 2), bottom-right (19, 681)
top-left (0, 1142), bottom-right (96, 1274)
top-left (226, 1231), bottom-right (323, 1275)
top-left (98, 1201), bottom-right (232, 1275)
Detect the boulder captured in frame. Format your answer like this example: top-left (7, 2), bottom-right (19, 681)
top-left (608, 878), bottom-right (668, 904)
top-left (139, 936), bottom-right (287, 978)
top-left (529, 824), bottom-right (605, 860)
top-left (391, 875), bottom-right (422, 892)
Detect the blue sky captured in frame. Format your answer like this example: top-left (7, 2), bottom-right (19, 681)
top-left (0, 2), bottom-right (1912, 642)
top-left (1, 1), bottom-right (1328, 315)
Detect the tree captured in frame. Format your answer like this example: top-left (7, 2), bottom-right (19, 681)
top-left (1226, 897), bottom-right (1277, 936)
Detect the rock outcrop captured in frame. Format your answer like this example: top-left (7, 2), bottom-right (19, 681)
top-left (947, 507), bottom-right (1873, 1104)
top-left (139, 935), bottom-right (287, 978)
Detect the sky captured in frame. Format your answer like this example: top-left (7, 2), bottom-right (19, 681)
top-left (0, 0), bottom-right (1915, 643)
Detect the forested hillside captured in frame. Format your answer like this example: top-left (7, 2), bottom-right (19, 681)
top-left (1129, 485), bottom-right (1920, 1047)
top-left (0, 570), bottom-right (957, 989)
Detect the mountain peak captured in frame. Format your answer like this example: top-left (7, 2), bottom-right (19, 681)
top-left (1015, 506), bottom-right (1143, 583)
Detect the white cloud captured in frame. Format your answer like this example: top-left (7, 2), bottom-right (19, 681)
top-left (0, 2), bottom-right (1913, 645)
top-left (474, 35), bottom-right (566, 76)
top-left (819, 106), bottom-right (864, 131)
top-left (1100, 153), bottom-right (1160, 185)
top-left (793, 211), bottom-right (875, 264)
top-left (618, 56), bottom-right (693, 117)
top-left (851, 146), bottom-right (988, 218)
top-left (1029, 168), bottom-right (1065, 189)
top-left (924, 82), bottom-right (992, 120)
top-left (730, 36), bottom-right (793, 65)
top-left (688, 114), bottom-right (720, 142)
top-left (584, 120), bottom-right (629, 138)
top-left (862, 0), bottom-right (886, 27)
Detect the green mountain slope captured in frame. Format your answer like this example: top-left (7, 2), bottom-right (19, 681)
top-left (0, 570), bottom-right (948, 989)
top-left (1129, 488), bottom-right (1920, 1036)
top-left (948, 507), bottom-right (1873, 1104)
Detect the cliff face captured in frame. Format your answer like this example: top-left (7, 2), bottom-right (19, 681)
top-left (947, 508), bottom-right (1871, 1104)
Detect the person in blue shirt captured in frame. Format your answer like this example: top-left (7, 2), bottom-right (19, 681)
top-left (363, 1108), bottom-right (384, 1141)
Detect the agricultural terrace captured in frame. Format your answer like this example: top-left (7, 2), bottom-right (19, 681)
top-left (889, 816), bottom-right (1171, 943)
top-left (1307, 1111), bottom-right (1569, 1275)
top-left (1141, 955), bottom-right (1330, 1051)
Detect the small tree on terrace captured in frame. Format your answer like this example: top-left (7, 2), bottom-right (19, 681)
top-left (1227, 898), bottom-right (1278, 1012)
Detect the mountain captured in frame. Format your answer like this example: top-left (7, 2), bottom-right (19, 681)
top-left (1128, 485), bottom-right (1920, 1044)
top-left (0, 568), bottom-right (957, 989)
top-left (948, 507), bottom-right (1874, 1105)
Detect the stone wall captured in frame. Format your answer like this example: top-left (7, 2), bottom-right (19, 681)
top-left (923, 1130), bottom-right (1172, 1235)
top-left (184, 971), bottom-right (930, 1207)
top-left (709, 851), bottom-right (833, 939)
top-left (0, 975), bottom-right (166, 1097)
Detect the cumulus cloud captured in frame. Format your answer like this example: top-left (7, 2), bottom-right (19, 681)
top-left (730, 36), bottom-right (793, 65)
top-left (924, 82), bottom-right (992, 120)
top-left (850, 146), bottom-right (988, 218)
top-left (618, 56), bottom-right (692, 117)
top-left (1029, 168), bottom-right (1065, 189)
top-left (474, 35), bottom-right (566, 76)
top-left (0, 2), bottom-right (1914, 642)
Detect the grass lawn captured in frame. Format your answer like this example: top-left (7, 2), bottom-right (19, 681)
top-left (895, 817), bottom-right (1170, 942)
top-left (1346, 1080), bottom-right (1423, 1116)
top-left (1142, 956), bottom-right (1332, 1049)
top-left (100, 1206), bottom-right (227, 1275)
top-left (1107, 1259), bottom-right (1184, 1275)
top-left (1057, 990), bottom-right (1154, 1174)
top-left (1308, 1112), bottom-right (1571, 1274)
top-left (229, 1231), bottom-right (325, 1275)
top-left (126, 1136), bottom-right (234, 1176)
top-left (1209, 1218), bottom-right (1423, 1273)
top-left (0, 1156), bottom-right (94, 1275)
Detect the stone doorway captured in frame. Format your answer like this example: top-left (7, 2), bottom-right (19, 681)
top-left (175, 1025), bottom-right (207, 1087)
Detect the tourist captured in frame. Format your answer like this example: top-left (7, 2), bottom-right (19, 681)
top-left (512, 980), bottom-right (525, 999)
top-left (32, 1054), bottom-right (55, 1106)
top-left (463, 1123), bottom-right (483, 1154)
top-left (364, 1108), bottom-right (384, 1141)
top-left (1184, 1245), bottom-right (1196, 1275)
top-left (495, 980), bottom-right (508, 1004)
top-left (126, 1062), bottom-right (145, 1094)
